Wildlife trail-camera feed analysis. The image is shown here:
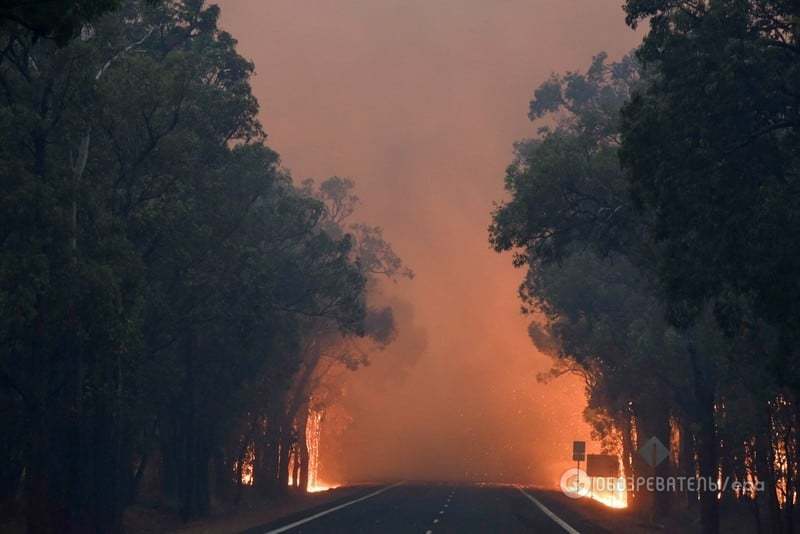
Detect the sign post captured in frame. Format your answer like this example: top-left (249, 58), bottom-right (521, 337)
top-left (586, 454), bottom-right (620, 478)
top-left (572, 441), bottom-right (586, 492)
top-left (586, 454), bottom-right (620, 499)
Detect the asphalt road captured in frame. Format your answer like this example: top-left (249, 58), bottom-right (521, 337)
top-left (244, 483), bottom-right (612, 534)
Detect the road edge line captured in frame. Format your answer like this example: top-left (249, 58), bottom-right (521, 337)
top-left (517, 487), bottom-right (581, 534)
top-left (263, 481), bottom-right (404, 534)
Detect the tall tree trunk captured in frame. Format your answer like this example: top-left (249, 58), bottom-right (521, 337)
top-left (650, 403), bottom-right (673, 519)
top-left (299, 442), bottom-right (310, 492)
top-left (255, 415), bottom-right (283, 496)
top-left (619, 412), bottom-right (637, 508)
top-left (277, 432), bottom-right (292, 496)
top-left (679, 420), bottom-right (699, 512)
top-left (632, 404), bottom-right (672, 523)
top-left (697, 406), bottom-right (719, 534)
top-left (292, 449), bottom-right (300, 488)
top-left (24, 300), bottom-right (69, 534)
top-left (176, 330), bottom-right (210, 521)
top-left (297, 409), bottom-right (310, 492)
top-left (756, 419), bottom-right (783, 534)
top-left (688, 340), bottom-right (719, 534)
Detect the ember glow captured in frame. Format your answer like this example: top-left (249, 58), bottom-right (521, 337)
top-left (305, 410), bottom-right (336, 493)
top-left (287, 409), bottom-right (338, 492)
top-left (562, 477), bottom-right (628, 509)
top-left (237, 444), bottom-right (256, 486)
top-left (588, 479), bottom-right (628, 509)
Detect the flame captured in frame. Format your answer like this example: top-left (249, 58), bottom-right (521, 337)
top-left (307, 482), bottom-right (334, 493)
top-left (306, 410), bottom-right (324, 489)
top-left (588, 480), bottom-right (628, 509)
top-left (305, 409), bottom-right (337, 492)
top-left (234, 408), bottom-right (338, 491)
top-left (288, 408), bottom-right (338, 492)
top-left (237, 443), bottom-right (256, 486)
top-left (562, 477), bottom-right (628, 509)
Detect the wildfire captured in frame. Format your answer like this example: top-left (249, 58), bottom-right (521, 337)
top-left (562, 477), bottom-right (628, 509)
top-left (289, 408), bottom-right (338, 493)
top-left (237, 443), bottom-right (256, 486)
top-left (236, 408), bottom-right (337, 492)
top-left (306, 410), bottom-right (324, 490)
top-left (307, 482), bottom-right (334, 493)
top-left (588, 480), bottom-right (628, 509)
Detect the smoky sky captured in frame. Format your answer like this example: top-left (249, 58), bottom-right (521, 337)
top-left (217, 0), bottom-right (642, 487)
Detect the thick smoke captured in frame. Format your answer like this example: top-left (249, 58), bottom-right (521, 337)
top-left (217, 0), bottom-right (641, 487)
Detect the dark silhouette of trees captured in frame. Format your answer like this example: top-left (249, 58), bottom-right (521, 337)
top-left (491, 17), bottom-right (800, 530)
top-left (619, 2), bottom-right (800, 532)
top-left (0, 1), bottom-right (410, 532)
top-left (0, 1), bottom-right (161, 45)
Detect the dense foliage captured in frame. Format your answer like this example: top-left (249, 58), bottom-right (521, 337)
top-left (491, 2), bottom-right (800, 531)
top-left (0, 1), bottom-right (409, 532)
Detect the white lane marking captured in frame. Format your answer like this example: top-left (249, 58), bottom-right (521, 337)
top-left (425, 531), bottom-right (433, 534)
top-left (517, 487), bottom-right (581, 534)
top-left (439, 510), bottom-right (445, 514)
top-left (263, 482), bottom-right (404, 534)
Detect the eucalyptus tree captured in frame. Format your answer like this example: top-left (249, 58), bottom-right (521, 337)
top-left (0, 1), bottom-right (137, 44)
top-left (620, 0), bottom-right (800, 381)
top-left (247, 176), bottom-right (411, 495)
top-left (619, 3), bottom-right (800, 531)
top-left (490, 53), bottom-right (734, 525)
top-left (0, 0), bottom-right (378, 530)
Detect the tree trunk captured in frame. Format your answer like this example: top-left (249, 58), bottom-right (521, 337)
top-left (297, 409), bottom-right (310, 492)
top-left (688, 339), bottom-right (719, 534)
top-left (174, 330), bottom-right (210, 521)
top-left (255, 420), bottom-right (279, 496)
top-left (697, 412), bottom-right (720, 534)
top-left (277, 433), bottom-right (292, 495)
top-left (679, 420), bottom-right (699, 512)
top-left (292, 450), bottom-right (301, 488)
top-left (619, 413), bottom-right (637, 508)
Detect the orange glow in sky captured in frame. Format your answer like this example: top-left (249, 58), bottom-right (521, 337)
top-left (217, 0), bottom-right (643, 487)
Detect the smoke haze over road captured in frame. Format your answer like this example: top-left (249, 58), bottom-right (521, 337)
top-left (217, 0), bottom-right (642, 487)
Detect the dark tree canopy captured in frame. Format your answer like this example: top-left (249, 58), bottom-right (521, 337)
top-left (0, 1), bottom-right (410, 532)
top-left (492, 16), bottom-right (800, 527)
top-left (0, 0), bottom-right (160, 44)
top-left (620, 0), bottom-right (800, 332)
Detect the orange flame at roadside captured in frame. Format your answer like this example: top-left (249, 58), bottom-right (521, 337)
top-left (588, 479), bottom-right (628, 509)
top-left (288, 408), bottom-right (337, 492)
top-left (306, 409), bottom-right (336, 492)
top-left (562, 475), bottom-right (628, 509)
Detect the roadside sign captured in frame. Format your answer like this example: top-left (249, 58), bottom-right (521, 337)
top-left (572, 441), bottom-right (586, 462)
top-left (586, 454), bottom-right (620, 478)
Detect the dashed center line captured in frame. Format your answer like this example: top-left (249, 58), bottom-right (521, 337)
top-left (425, 489), bottom-right (456, 533)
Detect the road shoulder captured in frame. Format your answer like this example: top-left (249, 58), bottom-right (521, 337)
top-left (163, 486), bottom-right (377, 534)
top-left (524, 489), bottom-right (660, 533)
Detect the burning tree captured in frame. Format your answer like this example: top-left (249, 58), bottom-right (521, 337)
top-left (491, 39), bottom-right (800, 534)
top-left (230, 177), bottom-right (412, 497)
